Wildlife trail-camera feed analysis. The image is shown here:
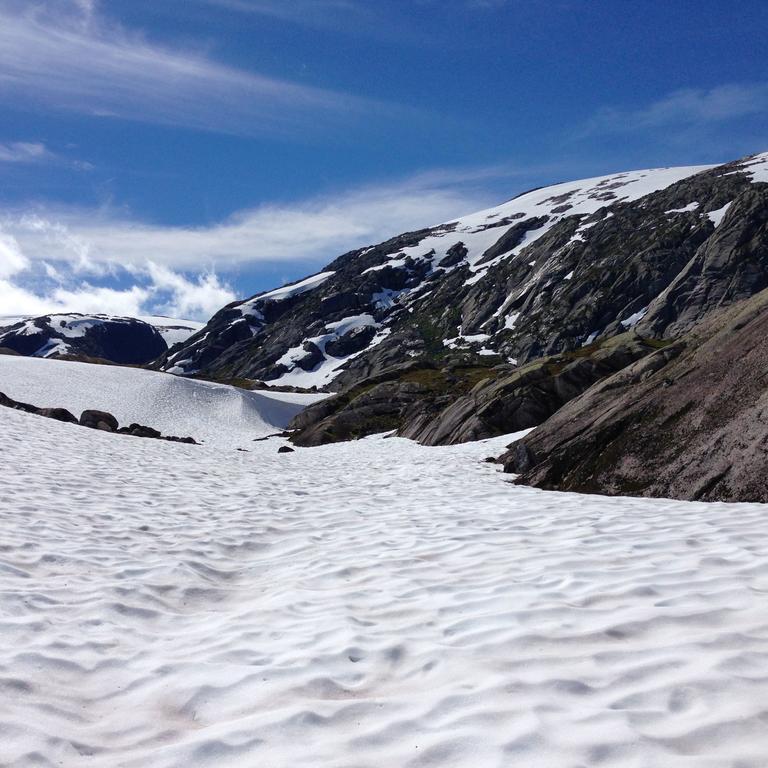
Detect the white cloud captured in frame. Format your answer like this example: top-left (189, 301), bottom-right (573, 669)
top-left (47, 283), bottom-right (151, 316)
top-left (200, 0), bottom-right (365, 24)
top-left (145, 263), bottom-right (236, 318)
top-left (0, 1), bottom-right (391, 136)
top-left (0, 231), bottom-right (29, 277)
top-left (586, 83), bottom-right (768, 134)
top-left (0, 166), bottom-right (506, 320)
top-left (0, 141), bottom-right (52, 164)
top-left (0, 268), bottom-right (235, 321)
top-left (2, 173), bottom-right (495, 272)
top-left (0, 279), bottom-right (60, 316)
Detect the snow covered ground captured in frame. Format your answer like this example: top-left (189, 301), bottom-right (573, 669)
top-left (2, 383), bottom-right (768, 767)
top-left (0, 356), bottom-right (325, 447)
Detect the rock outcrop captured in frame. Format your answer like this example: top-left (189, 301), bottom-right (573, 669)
top-left (499, 289), bottom-right (768, 502)
top-left (289, 334), bottom-right (661, 446)
top-left (399, 334), bottom-right (664, 445)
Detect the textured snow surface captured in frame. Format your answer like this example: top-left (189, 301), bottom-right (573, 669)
top-left (3, 405), bottom-right (768, 767)
top-left (0, 356), bottom-right (325, 447)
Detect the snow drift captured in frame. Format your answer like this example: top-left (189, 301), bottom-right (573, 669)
top-left (0, 356), bottom-right (326, 447)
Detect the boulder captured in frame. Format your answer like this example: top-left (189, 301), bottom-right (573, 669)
top-left (80, 410), bottom-right (119, 432)
top-left (294, 342), bottom-right (324, 372)
top-left (121, 423), bottom-right (162, 439)
top-left (325, 326), bottom-right (377, 357)
top-left (38, 407), bottom-right (78, 424)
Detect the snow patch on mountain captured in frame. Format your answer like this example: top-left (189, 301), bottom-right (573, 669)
top-left (397, 165), bottom-right (713, 284)
top-left (707, 202), bottom-right (733, 227)
top-left (741, 151), bottom-right (768, 183)
top-left (160, 161), bottom-right (723, 385)
top-left (237, 271), bottom-right (335, 318)
top-left (665, 201), bottom-right (700, 213)
top-left (620, 306), bottom-right (649, 328)
top-left (273, 313), bottom-right (391, 389)
top-left (0, 314), bottom-right (202, 359)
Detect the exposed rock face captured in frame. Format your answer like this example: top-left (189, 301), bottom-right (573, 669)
top-left (0, 314), bottom-right (167, 365)
top-left (500, 289), bottom-right (768, 502)
top-left (637, 186), bottom-right (768, 337)
top-left (289, 335), bottom-right (660, 447)
top-left (159, 154), bottom-right (768, 399)
top-left (289, 361), bottom-right (439, 446)
top-left (400, 334), bottom-right (662, 445)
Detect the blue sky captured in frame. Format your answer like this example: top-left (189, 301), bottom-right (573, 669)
top-left (1, 0), bottom-right (767, 319)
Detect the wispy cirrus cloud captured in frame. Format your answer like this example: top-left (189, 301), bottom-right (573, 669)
top-left (0, 0), bottom-right (397, 136)
top-left (196, 0), bottom-right (368, 26)
top-left (0, 141), bottom-right (52, 164)
top-left (0, 139), bottom-right (93, 170)
top-left (585, 83), bottom-right (768, 135)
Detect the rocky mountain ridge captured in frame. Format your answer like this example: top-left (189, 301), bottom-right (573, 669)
top-left (159, 153), bottom-right (767, 398)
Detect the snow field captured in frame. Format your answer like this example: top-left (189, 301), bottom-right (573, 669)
top-left (0, 356), bottom-right (326, 447)
top-left (2, 403), bottom-right (768, 767)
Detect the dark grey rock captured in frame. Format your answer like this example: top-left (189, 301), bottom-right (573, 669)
top-left (80, 410), bottom-right (119, 432)
top-left (325, 326), bottom-right (377, 357)
top-left (295, 342), bottom-right (324, 372)
top-left (37, 407), bottom-right (78, 424)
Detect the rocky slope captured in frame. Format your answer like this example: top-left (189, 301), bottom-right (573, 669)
top-left (160, 153), bottom-right (767, 395)
top-left (0, 314), bottom-right (198, 365)
top-left (500, 288), bottom-right (768, 502)
top-left (290, 333), bottom-right (663, 447)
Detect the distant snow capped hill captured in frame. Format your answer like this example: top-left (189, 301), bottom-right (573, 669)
top-left (0, 313), bottom-right (202, 365)
top-left (158, 152), bottom-right (768, 391)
